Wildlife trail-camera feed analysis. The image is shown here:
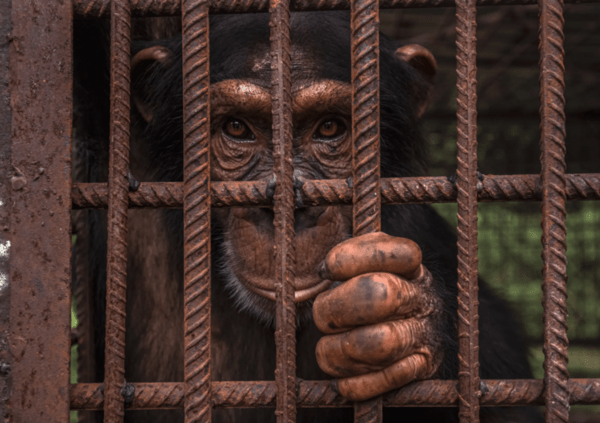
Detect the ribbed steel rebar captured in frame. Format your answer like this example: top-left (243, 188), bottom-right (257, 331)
top-left (71, 174), bottom-right (600, 209)
top-left (455, 0), bottom-right (480, 420)
top-left (538, 0), bottom-right (569, 421)
top-left (69, 378), bottom-right (600, 409)
top-left (269, 0), bottom-right (297, 421)
top-left (103, 1), bottom-right (131, 422)
top-left (73, 0), bottom-right (596, 17)
top-left (182, 0), bottom-right (212, 422)
top-left (351, 0), bottom-right (382, 419)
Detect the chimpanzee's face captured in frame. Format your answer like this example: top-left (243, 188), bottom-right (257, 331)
top-left (210, 51), bottom-right (354, 320)
top-left (131, 31), bottom-right (435, 321)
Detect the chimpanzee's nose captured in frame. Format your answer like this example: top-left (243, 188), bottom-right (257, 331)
top-left (264, 170), bottom-right (306, 209)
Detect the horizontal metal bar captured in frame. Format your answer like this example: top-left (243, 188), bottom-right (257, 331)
top-left (71, 174), bottom-right (600, 209)
top-left (72, 0), bottom-right (599, 17)
top-left (70, 379), bottom-right (600, 410)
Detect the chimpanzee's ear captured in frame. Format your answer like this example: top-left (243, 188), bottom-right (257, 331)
top-left (131, 45), bottom-right (173, 123)
top-left (394, 44), bottom-right (437, 118)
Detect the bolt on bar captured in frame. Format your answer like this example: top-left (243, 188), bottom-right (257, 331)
top-left (181, 0), bottom-right (212, 421)
top-left (537, 0), bottom-right (569, 421)
top-left (455, 0), bottom-right (481, 421)
top-left (269, 0), bottom-right (298, 421)
top-left (350, 0), bottom-right (383, 419)
top-left (103, 1), bottom-right (132, 422)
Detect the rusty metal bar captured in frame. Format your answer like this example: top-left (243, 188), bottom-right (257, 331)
top-left (73, 0), bottom-right (599, 17)
top-left (181, 0), bottom-right (212, 422)
top-left (0, 0), bottom-right (12, 417)
top-left (269, 0), bottom-right (297, 421)
top-left (455, 0), bottom-right (480, 419)
top-left (103, 1), bottom-right (132, 422)
top-left (538, 0), bottom-right (569, 421)
top-left (70, 378), bottom-right (600, 409)
top-left (351, 0), bottom-right (382, 419)
top-left (7, 2), bottom-right (73, 422)
top-left (71, 174), bottom-right (600, 209)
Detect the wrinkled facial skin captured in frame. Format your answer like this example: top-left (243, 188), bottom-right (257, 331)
top-left (210, 75), bottom-right (354, 322)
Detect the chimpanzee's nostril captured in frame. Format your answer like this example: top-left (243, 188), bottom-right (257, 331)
top-left (293, 175), bottom-right (305, 209)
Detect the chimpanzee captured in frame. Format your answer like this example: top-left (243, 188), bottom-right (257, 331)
top-left (74, 11), bottom-right (542, 423)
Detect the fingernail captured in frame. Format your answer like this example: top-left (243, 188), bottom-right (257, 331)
top-left (318, 262), bottom-right (327, 279)
top-left (330, 379), bottom-right (340, 395)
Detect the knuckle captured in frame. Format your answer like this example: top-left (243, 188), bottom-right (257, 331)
top-left (346, 322), bottom-right (402, 362)
top-left (355, 274), bottom-right (391, 303)
top-left (315, 337), bottom-right (341, 377)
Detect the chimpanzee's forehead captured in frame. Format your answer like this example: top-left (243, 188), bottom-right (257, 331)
top-left (209, 12), bottom-right (352, 85)
top-left (240, 46), bottom-right (333, 88)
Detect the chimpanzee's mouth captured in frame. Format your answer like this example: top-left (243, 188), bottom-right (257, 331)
top-left (244, 278), bottom-right (333, 303)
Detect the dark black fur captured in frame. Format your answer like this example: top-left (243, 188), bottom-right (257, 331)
top-left (75, 12), bottom-right (542, 422)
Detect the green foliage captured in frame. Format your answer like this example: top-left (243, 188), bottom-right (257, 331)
top-left (432, 201), bottom-right (600, 342)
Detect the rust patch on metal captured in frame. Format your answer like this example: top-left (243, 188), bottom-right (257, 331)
top-left (7, 1), bottom-right (73, 422)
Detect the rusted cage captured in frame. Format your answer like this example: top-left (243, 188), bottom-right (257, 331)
top-left (1, 0), bottom-right (599, 422)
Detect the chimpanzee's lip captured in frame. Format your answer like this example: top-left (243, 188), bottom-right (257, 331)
top-left (245, 278), bottom-right (333, 303)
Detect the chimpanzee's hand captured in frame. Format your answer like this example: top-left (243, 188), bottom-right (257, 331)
top-left (313, 232), bottom-right (443, 401)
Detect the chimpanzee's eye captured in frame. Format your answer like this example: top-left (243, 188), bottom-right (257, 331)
top-left (314, 118), bottom-right (347, 141)
top-left (223, 118), bottom-right (255, 141)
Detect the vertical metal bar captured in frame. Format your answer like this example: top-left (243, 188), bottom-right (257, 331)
top-left (538, 0), bottom-right (569, 421)
top-left (7, 1), bottom-right (73, 422)
top-left (103, 0), bottom-right (131, 421)
top-left (455, 0), bottom-right (480, 420)
top-left (182, 0), bottom-right (212, 422)
top-left (0, 0), bottom-right (12, 417)
top-left (269, 0), bottom-right (297, 422)
top-left (351, 0), bottom-right (382, 420)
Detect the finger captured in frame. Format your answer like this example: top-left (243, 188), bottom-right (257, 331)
top-left (313, 272), bottom-right (423, 334)
top-left (315, 319), bottom-right (425, 378)
top-left (335, 353), bottom-right (430, 402)
top-left (320, 232), bottom-right (421, 282)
